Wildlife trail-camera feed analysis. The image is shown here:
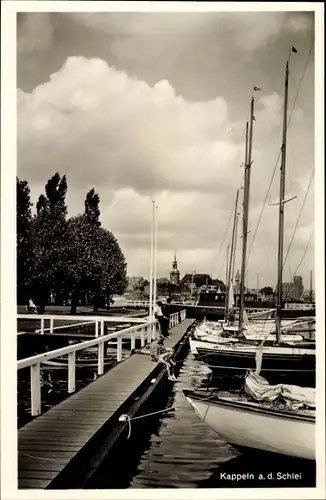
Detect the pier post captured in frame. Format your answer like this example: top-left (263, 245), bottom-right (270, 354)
top-left (117, 336), bottom-right (122, 362)
top-left (68, 351), bottom-right (76, 393)
top-left (130, 331), bottom-right (135, 352)
top-left (40, 318), bottom-right (44, 335)
top-left (98, 342), bottom-right (104, 375)
top-left (50, 318), bottom-right (54, 333)
top-left (140, 327), bottom-right (145, 347)
top-left (146, 325), bottom-right (151, 344)
top-left (30, 363), bottom-right (41, 416)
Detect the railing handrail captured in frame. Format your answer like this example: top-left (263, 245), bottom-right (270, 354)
top-left (17, 314), bottom-right (148, 323)
top-left (34, 320), bottom-right (97, 334)
top-left (17, 319), bottom-right (157, 370)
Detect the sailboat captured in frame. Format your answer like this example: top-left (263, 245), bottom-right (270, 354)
top-left (184, 304), bottom-right (315, 461)
top-left (196, 58), bottom-right (315, 387)
top-left (183, 373), bottom-right (315, 460)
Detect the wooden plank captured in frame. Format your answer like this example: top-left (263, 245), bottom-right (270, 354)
top-left (19, 435), bottom-right (95, 445)
top-left (19, 478), bottom-right (53, 488)
top-left (18, 447), bottom-right (84, 455)
top-left (19, 470), bottom-right (58, 479)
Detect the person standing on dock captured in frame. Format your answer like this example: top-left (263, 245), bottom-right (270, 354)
top-left (155, 301), bottom-right (168, 338)
top-left (162, 297), bottom-right (172, 338)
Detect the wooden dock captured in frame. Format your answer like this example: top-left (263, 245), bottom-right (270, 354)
top-left (18, 318), bottom-right (195, 489)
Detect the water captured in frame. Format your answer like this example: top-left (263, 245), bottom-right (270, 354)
top-left (87, 350), bottom-right (315, 489)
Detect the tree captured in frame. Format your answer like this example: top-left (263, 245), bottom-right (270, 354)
top-left (65, 188), bottom-right (128, 313)
top-left (260, 286), bottom-right (274, 295)
top-left (66, 217), bottom-right (128, 313)
top-left (27, 173), bottom-right (68, 313)
top-left (84, 188), bottom-right (100, 224)
top-left (17, 178), bottom-right (33, 304)
top-left (180, 273), bottom-right (213, 288)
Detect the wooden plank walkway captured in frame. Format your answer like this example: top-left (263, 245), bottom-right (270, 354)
top-left (18, 319), bottom-right (194, 489)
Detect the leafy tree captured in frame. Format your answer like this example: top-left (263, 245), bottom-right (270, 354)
top-left (66, 216), bottom-right (127, 313)
top-left (65, 188), bottom-right (127, 313)
top-left (260, 286), bottom-right (274, 295)
top-left (180, 273), bottom-right (213, 288)
top-left (17, 178), bottom-right (33, 304)
top-left (84, 188), bottom-right (100, 224)
top-left (27, 173), bottom-right (68, 313)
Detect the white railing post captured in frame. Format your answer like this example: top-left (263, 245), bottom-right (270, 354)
top-left (50, 318), bottom-right (54, 333)
top-left (154, 321), bottom-right (158, 340)
top-left (98, 319), bottom-right (105, 375)
top-left (95, 320), bottom-right (99, 337)
top-left (98, 341), bottom-right (104, 375)
top-left (140, 327), bottom-right (145, 347)
top-left (30, 363), bottom-right (41, 416)
top-left (146, 325), bottom-right (151, 344)
top-left (117, 336), bottom-right (122, 362)
top-left (40, 318), bottom-right (44, 335)
top-left (68, 351), bottom-right (76, 393)
top-left (130, 331), bottom-right (135, 352)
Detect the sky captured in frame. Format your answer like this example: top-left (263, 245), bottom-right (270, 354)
top-left (17, 7), bottom-right (316, 290)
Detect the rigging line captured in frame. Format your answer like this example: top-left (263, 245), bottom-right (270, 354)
top-left (211, 190), bottom-right (238, 278)
top-left (287, 39), bottom-right (314, 131)
top-left (282, 169), bottom-right (315, 272)
top-left (246, 152), bottom-right (279, 265)
top-left (246, 42), bottom-right (314, 266)
top-left (293, 227), bottom-right (315, 275)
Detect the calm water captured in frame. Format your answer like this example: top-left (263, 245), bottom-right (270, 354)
top-left (87, 350), bottom-right (316, 489)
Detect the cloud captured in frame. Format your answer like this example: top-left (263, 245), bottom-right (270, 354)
top-left (18, 56), bottom-right (243, 197)
top-left (17, 51), bottom-right (314, 286)
top-left (18, 13), bottom-right (54, 54)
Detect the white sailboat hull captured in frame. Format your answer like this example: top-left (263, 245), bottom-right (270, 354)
top-left (184, 392), bottom-right (315, 460)
top-left (190, 337), bottom-right (238, 357)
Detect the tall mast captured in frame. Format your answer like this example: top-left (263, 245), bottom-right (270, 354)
top-left (224, 244), bottom-right (230, 319)
top-left (276, 61), bottom-right (289, 343)
top-left (239, 98), bottom-right (254, 333)
top-left (231, 212), bottom-right (239, 282)
top-left (309, 269), bottom-right (313, 302)
top-left (226, 189), bottom-right (239, 317)
top-left (149, 201), bottom-right (155, 318)
top-left (153, 205), bottom-right (158, 309)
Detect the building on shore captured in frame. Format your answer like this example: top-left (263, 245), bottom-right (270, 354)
top-left (282, 275), bottom-right (304, 300)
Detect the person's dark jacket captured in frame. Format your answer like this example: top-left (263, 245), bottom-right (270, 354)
top-left (162, 302), bottom-right (171, 318)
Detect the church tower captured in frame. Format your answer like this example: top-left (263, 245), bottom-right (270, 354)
top-left (169, 253), bottom-right (180, 285)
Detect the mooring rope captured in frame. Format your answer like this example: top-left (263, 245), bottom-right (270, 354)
top-left (119, 402), bottom-right (190, 439)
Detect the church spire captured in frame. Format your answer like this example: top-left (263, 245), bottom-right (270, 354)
top-left (173, 251), bottom-right (177, 269)
top-left (170, 251), bottom-right (180, 284)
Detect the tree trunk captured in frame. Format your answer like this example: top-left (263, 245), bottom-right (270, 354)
top-left (70, 290), bottom-right (78, 314)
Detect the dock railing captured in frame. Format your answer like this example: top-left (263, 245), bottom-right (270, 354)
top-left (17, 310), bottom-right (187, 417)
top-left (17, 314), bottom-right (149, 336)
